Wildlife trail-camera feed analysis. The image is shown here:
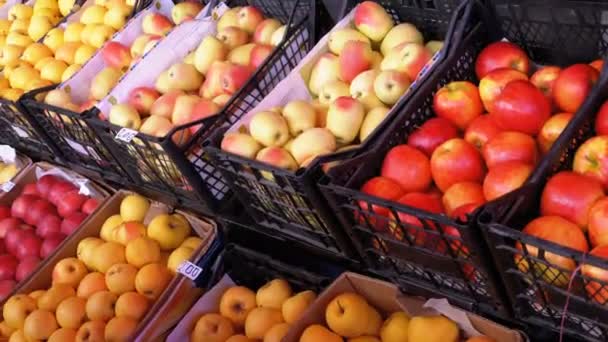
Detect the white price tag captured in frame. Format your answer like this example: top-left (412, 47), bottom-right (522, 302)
top-left (12, 126), bottom-right (29, 138)
top-left (1, 181), bottom-right (15, 192)
top-left (177, 261), bottom-right (202, 280)
top-left (212, 2), bottom-right (230, 21)
top-left (115, 128), bottom-right (138, 143)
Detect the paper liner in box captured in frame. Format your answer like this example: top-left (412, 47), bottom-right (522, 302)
top-left (60, 0), bottom-right (176, 104)
top-left (96, 17), bottom-right (217, 115)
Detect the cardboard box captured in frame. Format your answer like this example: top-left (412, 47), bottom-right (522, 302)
top-left (166, 274), bottom-right (236, 342)
top-left (0, 190), bottom-right (218, 341)
top-left (0, 162), bottom-right (111, 306)
top-left (286, 272), bottom-right (525, 342)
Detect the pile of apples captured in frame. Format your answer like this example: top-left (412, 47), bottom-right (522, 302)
top-left (0, 161), bottom-right (19, 184)
top-left (512, 97), bottom-right (608, 303)
top-left (0, 0), bottom-right (77, 100)
top-left (191, 278), bottom-right (316, 341)
top-left (42, 3), bottom-right (205, 113)
top-left (220, 1), bottom-right (442, 171)
top-left (299, 291), bottom-right (496, 342)
top-left (0, 194), bottom-right (204, 341)
top-left (0, 174), bottom-right (100, 298)
top-left (356, 40), bottom-right (603, 249)
top-left (100, 5), bottom-right (286, 144)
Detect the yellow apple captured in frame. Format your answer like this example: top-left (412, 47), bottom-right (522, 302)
top-left (147, 214), bottom-right (191, 250)
top-left (119, 194), bottom-right (149, 222)
top-left (166, 246), bottom-right (193, 273)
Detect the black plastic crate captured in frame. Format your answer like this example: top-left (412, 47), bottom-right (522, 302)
top-left (319, 3), bottom-right (514, 319)
top-left (83, 0), bottom-right (321, 216)
top-left (203, 221), bottom-right (346, 292)
top-left (204, 0), bottom-right (473, 260)
top-left (477, 64), bottom-right (608, 341)
top-left (18, 0), bottom-right (191, 184)
top-left (0, 99), bottom-right (60, 162)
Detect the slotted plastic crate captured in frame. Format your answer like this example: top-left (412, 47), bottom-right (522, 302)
top-left (204, 0), bottom-right (473, 260)
top-left (19, 0), bottom-right (215, 184)
top-left (81, 0), bottom-right (324, 215)
top-left (478, 65), bottom-right (608, 341)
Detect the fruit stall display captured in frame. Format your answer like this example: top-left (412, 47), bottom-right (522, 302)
top-left (0, 162), bottom-right (110, 302)
top-left (20, 0), bottom-right (210, 184)
top-left (0, 0), bottom-right (148, 162)
top-left (205, 0), bottom-right (470, 260)
top-left (319, 0), bottom-right (608, 322)
top-left (0, 190), bottom-right (218, 341)
top-left (477, 63), bottom-right (608, 339)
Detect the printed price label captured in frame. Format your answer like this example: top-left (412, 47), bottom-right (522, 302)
top-left (12, 126), bottom-right (29, 138)
top-left (1, 181), bottom-right (15, 192)
top-left (177, 261), bottom-right (202, 280)
top-left (115, 128), bottom-right (138, 143)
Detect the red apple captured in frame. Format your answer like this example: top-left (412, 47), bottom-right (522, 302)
top-left (475, 41), bottom-right (530, 79)
top-left (24, 199), bottom-right (56, 226)
top-left (22, 184), bottom-right (38, 196)
top-left (57, 190), bottom-right (88, 218)
top-left (407, 117), bottom-right (459, 157)
top-left (464, 114), bottom-right (502, 149)
top-left (441, 182), bottom-right (485, 217)
top-left (433, 81), bottom-right (483, 130)
top-left (517, 215), bottom-right (588, 287)
top-left (0, 280), bottom-right (15, 298)
top-left (4, 225), bottom-right (33, 256)
top-left (381, 145), bottom-right (432, 193)
top-left (48, 180), bottom-right (77, 206)
top-left (537, 113), bottom-right (573, 154)
top-left (36, 214), bottom-right (62, 238)
top-left (11, 194), bottom-right (39, 219)
top-left (102, 41), bottom-right (132, 70)
top-left (128, 87), bottom-right (160, 115)
top-left (0, 218), bottom-right (20, 239)
top-left (492, 80), bottom-right (551, 135)
top-left (14, 233), bottom-right (42, 259)
top-left (573, 135), bottom-right (608, 189)
top-left (40, 234), bottom-right (65, 259)
top-left (479, 68), bottom-right (528, 113)
top-left (590, 59), bottom-right (604, 72)
top-left (541, 171), bottom-right (605, 229)
top-left (483, 161), bottom-right (533, 201)
top-left (530, 66), bottom-right (561, 100)
top-left (595, 100), bottom-right (608, 135)
top-left (15, 256), bottom-right (40, 282)
top-left (482, 131), bottom-right (538, 170)
top-left (36, 175), bottom-right (60, 198)
top-left (250, 44), bottom-right (273, 69)
top-left (358, 177), bottom-right (406, 232)
top-left (588, 198), bottom-right (608, 248)
top-left (388, 192), bottom-right (445, 250)
top-left (0, 254), bottom-right (18, 280)
top-left (0, 206), bottom-right (9, 221)
top-left (554, 64), bottom-right (599, 113)
top-left (582, 244), bottom-right (608, 304)
top-left (0, 241), bottom-right (5, 255)
top-left (430, 138), bottom-right (486, 192)
top-left (60, 212), bottom-right (87, 235)
top-left (81, 198), bottom-right (99, 215)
